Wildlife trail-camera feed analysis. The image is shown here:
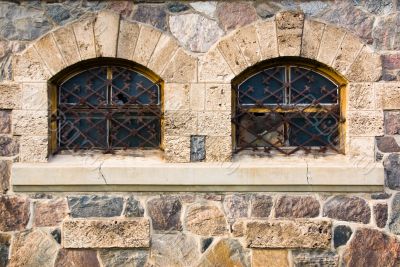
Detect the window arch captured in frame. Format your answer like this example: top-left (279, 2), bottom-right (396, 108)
top-left (50, 60), bottom-right (163, 153)
top-left (232, 60), bottom-right (346, 155)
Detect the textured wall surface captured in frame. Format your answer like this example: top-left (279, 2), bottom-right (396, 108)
top-left (1, 1), bottom-right (400, 266)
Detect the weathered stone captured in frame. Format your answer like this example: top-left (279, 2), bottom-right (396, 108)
top-left (124, 196), bottom-right (144, 217)
top-left (162, 48), bottom-right (197, 83)
top-left (190, 2), bottom-right (217, 18)
top-left (0, 195), bottom-right (29, 232)
top-left (232, 219), bottom-right (246, 237)
top-left (132, 25), bottom-right (161, 66)
top-left (164, 110), bottom-right (197, 136)
top-left (207, 136), bottom-right (232, 162)
top-left (0, 110), bottom-right (10, 134)
top-left (117, 20), bottom-right (139, 60)
top-left (147, 195), bottom-right (182, 231)
top-left (371, 192), bottom-right (391, 200)
top-left (0, 136), bottom-right (18, 157)
top-left (51, 228), bottom-right (61, 244)
top-left (389, 193), bottom-right (400, 234)
top-left (63, 219), bottom-right (150, 248)
top-left (333, 33), bottom-right (364, 75)
top-left (323, 195), bottom-right (370, 224)
top-left (348, 83), bottom-right (374, 110)
top-left (12, 110), bottom-right (47, 135)
top-left (190, 135), bottom-right (205, 162)
top-left (348, 136), bottom-right (375, 159)
top-left (223, 194), bottom-right (250, 220)
top-left (275, 195), bottom-right (320, 218)
top-left (94, 11), bottom-right (119, 58)
top-left (216, 2), bottom-right (257, 31)
top-left (99, 249), bottom-right (148, 267)
top-left (198, 111), bottom-right (230, 136)
top-left (276, 11), bottom-right (304, 57)
top-left (252, 249), bottom-right (288, 267)
top-left (21, 82), bottom-right (47, 110)
top-left (384, 154), bottom-right (400, 190)
top-left (375, 83), bottom-right (400, 109)
top-left (292, 250), bottom-right (339, 267)
top-left (374, 203), bottom-right (388, 228)
top-left (347, 111), bottom-right (384, 136)
top-left (55, 249), bottom-right (100, 267)
top-left (217, 36), bottom-right (248, 75)
top-left (0, 233), bottom-right (10, 267)
top-left (164, 135), bottom-right (190, 163)
top-left (148, 34), bottom-right (179, 75)
top-left (19, 135), bottom-right (47, 162)
top-left (167, 2), bottom-right (189, 13)
top-left (0, 160), bottom-right (11, 193)
top-left (385, 111), bottom-right (400, 134)
top-left (201, 237), bottom-right (213, 253)
top-left (317, 25), bottom-right (346, 66)
top-left (251, 194), bottom-right (273, 218)
top-left (0, 83), bottom-right (21, 109)
top-left (185, 204), bottom-right (228, 236)
top-left (197, 238), bottom-right (250, 267)
top-left (376, 136), bottom-right (400, 152)
top-left (34, 198), bottom-right (68, 227)
top-left (169, 13), bottom-right (224, 53)
top-left (198, 48), bottom-right (234, 82)
top-left (13, 47), bottom-right (51, 81)
top-left (148, 233), bottom-right (200, 267)
top-left (234, 24), bottom-right (261, 66)
top-left (362, 0), bottom-right (393, 15)
top-left (72, 18), bottom-right (96, 60)
top-left (333, 225), bottom-right (352, 248)
top-left (9, 229), bottom-right (59, 267)
top-left (300, 1), bottom-right (330, 16)
top-left (255, 2), bottom-right (280, 18)
top-left (382, 54), bottom-right (400, 70)
top-left (205, 83), bottom-right (230, 111)
top-left (301, 20), bottom-right (325, 60)
top-left (346, 46), bottom-right (382, 82)
top-left (255, 20), bottom-right (279, 60)
top-left (373, 13), bottom-right (400, 51)
top-left (164, 83), bottom-right (190, 111)
top-left (246, 220), bottom-right (332, 249)
top-left (52, 26), bottom-right (80, 66)
top-left (132, 5), bottom-right (167, 31)
top-left (343, 228), bottom-right (400, 266)
top-left (108, 1), bottom-right (134, 19)
top-left (67, 195), bottom-right (124, 218)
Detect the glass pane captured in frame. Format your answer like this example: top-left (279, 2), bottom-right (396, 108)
top-left (111, 66), bottom-right (160, 105)
top-left (59, 67), bottom-right (107, 106)
top-left (290, 67), bottom-right (338, 104)
top-left (238, 67), bottom-right (285, 105)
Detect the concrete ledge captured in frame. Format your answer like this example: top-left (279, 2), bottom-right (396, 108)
top-left (12, 155), bottom-right (384, 192)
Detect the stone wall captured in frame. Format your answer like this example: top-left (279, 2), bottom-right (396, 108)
top-left (1, 0), bottom-right (400, 266)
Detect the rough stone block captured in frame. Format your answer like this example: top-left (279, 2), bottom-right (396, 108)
top-left (63, 219), bottom-right (150, 248)
top-left (389, 192), bottom-right (400, 233)
top-left (0, 136), bottom-right (19, 157)
top-left (333, 225), bottom-right (353, 248)
top-left (55, 249), bottom-right (100, 267)
top-left (0, 195), bottom-right (30, 231)
top-left (67, 195), bottom-right (124, 218)
top-left (162, 48), bottom-right (197, 83)
top-left (185, 204), bottom-right (228, 236)
top-left (13, 48), bottom-right (51, 82)
top-left (301, 20), bottom-right (325, 59)
top-left (206, 136), bottom-right (232, 162)
top-left (35, 34), bottom-right (66, 75)
top-left (346, 46), bottom-right (382, 82)
top-left (189, 83), bottom-right (205, 111)
top-left (374, 203), bottom-right (388, 228)
top-left (252, 249), bottom-right (288, 267)
top-left (198, 48), bottom-right (234, 83)
top-left (21, 82), bottom-right (47, 110)
top-left (376, 136), bottom-right (400, 152)
top-left (99, 249), bottom-right (148, 267)
top-left (216, 2), bottom-right (257, 31)
top-left (164, 111), bottom-right (197, 136)
top-left (164, 83), bottom-right (190, 111)
top-left (0, 233), bottom-right (10, 267)
top-left (256, 20), bottom-right (279, 60)
top-left (12, 110), bottom-right (48, 135)
top-left (198, 111), bottom-right (231, 136)
top-left (34, 198), bottom-right (68, 227)
top-left (276, 11), bottom-right (304, 57)
top-left (0, 82), bottom-right (21, 109)
top-left (385, 111), bottom-right (400, 134)
top-left (348, 136), bottom-right (375, 159)
top-left (147, 195), bottom-right (182, 231)
top-left (275, 195), bottom-right (320, 218)
top-left (323, 195), bottom-right (370, 223)
top-left (246, 220), bottom-right (332, 249)
top-left (132, 5), bottom-right (167, 31)
top-left (0, 110), bottom-right (11, 134)
top-left (217, 37), bottom-right (248, 75)
top-left (19, 135), bottom-right (47, 162)
top-left (52, 26), bottom-right (81, 66)
top-left (133, 26), bottom-right (161, 66)
top-left (117, 20), bottom-right (140, 60)
top-left (124, 196), bottom-right (144, 217)
top-left (384, 154), bottom-right (400, 190)
top-left (94, 11), bottom-right (119, 58)
top-left (72, 18), bottom-right (96, 60)
top-left (164, 135), bottom-right (190, 163)
top-left (375, 82), bottom-right (400, 109)
top-left (148, 34), bottom-right (179, 76)
top-left (317, 25), bottom-right (346, 66)
top-left (251, 194), bottom-right (273, 218)
top-left (292, 251), bottom-right (339, 267)
top-left (0, 160), bottom-right (11, 193)
top-left (205, 83), bottom-right (231, 111)
top-left (333, 33), bottom-right (364, 75)
top-left (348, 83), bottom-right (374, 110)
top-left (224, 194), bottom-right (250, 220)
top-left (347, 111), bottom-right (384, 136)
top-left (190, 135), bottom-right (206, 162)
top-left (234, 24), bottom-right (261, 66)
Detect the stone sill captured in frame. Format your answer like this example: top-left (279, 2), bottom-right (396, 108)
top-left (12, 155), bottom-right (384, 192)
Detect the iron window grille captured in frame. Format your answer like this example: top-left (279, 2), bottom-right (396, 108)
top-left (52, 65), bottom-right (162, 153)
top-left (232, 65), bottom-right (345, 155)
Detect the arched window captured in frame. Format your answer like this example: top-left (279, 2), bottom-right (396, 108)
top-left (50, 62), bottom-right (162, 153)
top-left (232, 62), bottom-right (345, 155)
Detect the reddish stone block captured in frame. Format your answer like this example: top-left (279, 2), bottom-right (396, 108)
top-left (275, 195), bottom-right (320, 218)
top-left (385, 111), bottom-right (400, 135)
top-left (374, 203), bottom-right (388, 228)
top-left (323, 196), bottom-right (370, 224)
top-left (216, 2), bottom-right (257, 31)
top-left (55, 249), bottom-right (100, 267)
top-left (33, 198), bottom-right (68, 227)
top-left (382, 54), bottom-right (400, 70)
top-left (0, 195), bottom-right (30, 231)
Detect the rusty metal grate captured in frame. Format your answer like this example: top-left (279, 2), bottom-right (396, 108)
top-left (55, 65), bottom-right (161, 153)
top-left (232, 65), bottom-right (343, 155)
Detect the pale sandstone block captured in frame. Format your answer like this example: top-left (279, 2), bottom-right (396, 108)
top-left (132, 26), bottom-right (161, 66)
top-left (162, 48), bottom-right (197, 83)
top-left (94, 11), bottom-right (120, 58)
top-left (332, 33), bottom-right (364, 75)
top-left (348, 136), bottom-right (375, 159)
top-left (301, 20), bottom-right (325, 59)
top-left (198, 111), bottom-right (231, 136)
top-left (164, 83), bottom-right (190, 111)
top-left (72, 18), bottom-right (96, 60)
top-left (255, 20), bottom-right (279, 60)
top-left (252, 249), bottom-right (289, 267)
top-left (164, 111), bottom-right (197, 136)
top-left (117, 20), bottom-right (140, 60)
top-left (348, 83), bottom-right (374, 110)
top-left (12, 110), bottom-right (48, 135)
top-left (217, 37), bottom-right (248, 75)
top-left (62, 219), bottom-right (150, 248)
top-left (52, 26), bottom-right (81, 65)
top-left (34, 34), bottom-right (66, 75)
top-left (205, 83), bottom-right (231, 111)
top-left (234, 24), bottom-right (261, 66)
top-left (0, 82), bottom-right (21, 109)
top-left (347, 111), bottom-right (384, 136)
top-left (317, 25), bottom-right (346, 66)
top-left (206, 136), bottom-right (232, 162)
top-left (13, 48), bottom-right (51, 82)
top-left (164, 135), bottom-right (190, 163)
top-left (198, 48), bottom-right (234, 83)
top-left (346, 46), bottom-right (382, 82)
top-left (21, 83), bottom-right (48, 110)
top-left (148, 34), bottom-right (180, 76)
top-left (185, 204), bottom-right (229, 236)
top-left (374, 82), bottom-right (400, 109)
top-left (20, 135), bottom-right (48, 162)
top-left (276, 11), bottom-right (304, 57)
top-left (190, 83), bottom-right (205, 111)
